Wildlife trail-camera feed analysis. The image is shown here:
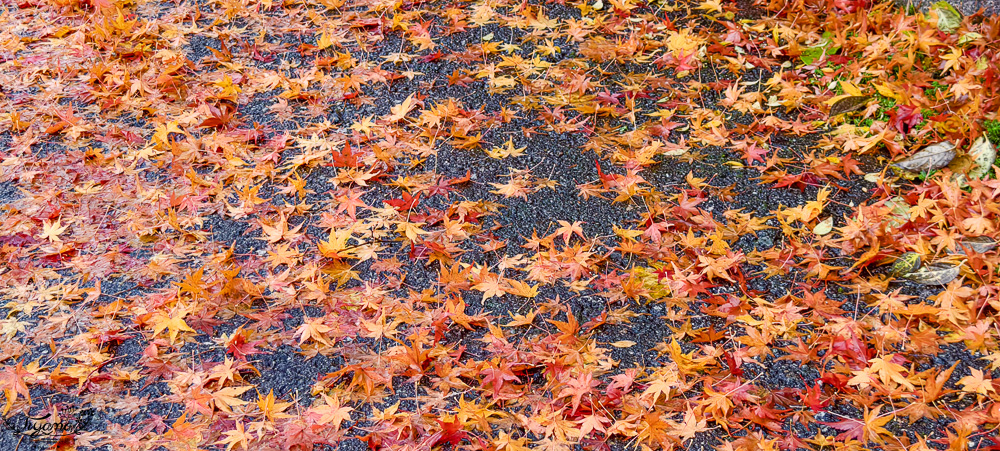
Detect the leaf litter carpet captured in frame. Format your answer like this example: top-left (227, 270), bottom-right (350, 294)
top-left (2, 0), bottom-right (1000, 450)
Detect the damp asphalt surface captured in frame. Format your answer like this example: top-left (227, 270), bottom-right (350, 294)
top-left (1, 0), bottom-right (996, 450)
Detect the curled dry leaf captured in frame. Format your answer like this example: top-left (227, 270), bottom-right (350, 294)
top-left (904, 263), bottom-right (961, 285)
top-left (967, 137), bottom-right (996, 180)
top-left (889, 252), bottom-right (921, 277)
top-left (957, 236), bottom-right (997, 254)
top-left (829, 96), bottom-right (871, 117)
top-left (9, 0), bottom-right (1000, 448)
top-left (892, 141), bottom-right (956, 173)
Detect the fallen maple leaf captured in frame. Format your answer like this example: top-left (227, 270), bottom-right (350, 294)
top-left (37, 218), bottom-right (68, 242)
top-left (0, 362), bottom-right (32, 414)
top-left (674, 409), bottom-right (709, 442)
top-left (150, 305), bottom-right (196, 344)
top-left (310, 393), bottom-right (353, 429)
top-left (957, 368), bottom-right (995, 397)
top-left (212, 386), bottom-right (252, 414)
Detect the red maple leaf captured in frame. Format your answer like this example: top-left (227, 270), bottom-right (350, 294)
top-left (427, 170), bottom-right (472, 197)
top-left (331, 142), bottom-right (361, 168)
top-left (722, 351), bottom-right (744, 377)
top-left (226, 328), bottom-right (265, 361)
top-left (887, 105), bottom-right (923, 134)
top-left (799, 381), bottom-right (830, 412)
top-left (480, 359), bottom-right (521, 398)
top-left (432, 417), bottom-right (468, 447)
top-left (385, 191), bottom-right (422, 211)
top-left (742, 142), bottom-right (769, 166)
top-left (595, 159), bottom-right (616, 189)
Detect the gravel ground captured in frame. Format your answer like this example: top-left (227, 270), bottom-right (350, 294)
top-left (898, 0), bottom-right (999, 14)
top-left (1, 0), bottom-right (998, 449)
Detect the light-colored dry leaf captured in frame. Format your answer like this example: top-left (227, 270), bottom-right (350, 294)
top-left (892, 141), bottom-right (956, 173)
top-left (957, 236), bottom-right (997, 254)
top-left (968, 137), bottom-right (996, 180)
top-left (813, 217), bottom-right (834, 236)
top-left (904, 263), bottom-right (960, 285)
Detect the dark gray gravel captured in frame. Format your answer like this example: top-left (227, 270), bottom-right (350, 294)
top-left (898, 0), bottom-right (999, 15)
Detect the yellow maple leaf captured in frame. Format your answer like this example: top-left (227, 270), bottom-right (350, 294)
top-left (503, 279), bottom-right (538, 298)
top-left (503, 311), bottom-right (537, 327)
top-left (317, 228), bottom-right (357, 260)
top-left (675, 409), bottom-right (709, 442)
top-left (295, 317), bottom-right (334, 346)
top-left (874, 82), bottom-right (900, 101)
top-left (665, 29), bottom-right (704, 57)
top-left (150, 305), bottom-right (196, 344)
top-left (862, 406), bottom-right (893, 444)
top-left (839, 81), bottom-right (864, 96)
top-left (317, 32), bottom-right (335, 50)
top-left (868, 354), bottom-right (916, 391)
top-left (387, 93), bottom-right (418, 122)
top-left (695, 0), bottom-right (723, 13)
top-left (641, 375), bottom-right (677, 404)
top-left (256, 389), bottom-right (294, 422)
top-left (350, 115), bottom-right (376, 136)
top-left (152, 120), bottom-right (184, 147)
top-left (37, 218), bottom-right (68, 242)
top-left (939, 47), bottom-right (963, 73)
top-left (396, 221), bottom-right (427, 243)
top-left (212, 385), bottom-right (252, 414)
top-left (486, 138), bottom-right (526, 159)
